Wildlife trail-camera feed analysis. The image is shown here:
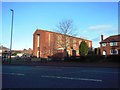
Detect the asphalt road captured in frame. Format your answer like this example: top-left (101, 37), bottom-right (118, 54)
top-left (2, 65), bottom-right (120, 88)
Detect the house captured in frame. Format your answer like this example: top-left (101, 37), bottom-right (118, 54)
top-left (33, 29), bottom-right (92, 58)
top-left (0, 45), bottom-right (10, 58)
top-left (100, 35), bottom-right (120, 55)
top-left (23, 48), bottom-right (33, 55)
top-left (12, 50), bottom-right (24, 57)
top-left (12, 48), bottom-right (33, 57)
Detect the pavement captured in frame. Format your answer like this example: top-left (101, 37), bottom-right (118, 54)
top-left (3, 60), bottom-right (120, 68)
top-left (2, 65), bottom-right (120, 88)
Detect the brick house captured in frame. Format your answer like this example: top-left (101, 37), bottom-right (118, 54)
top-left (33, 29), bottom-right (92, 58)
top-left (100, 35), bottom-right (120, 55)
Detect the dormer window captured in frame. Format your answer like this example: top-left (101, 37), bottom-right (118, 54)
top-left (110, 42), bottom-right (117, 46)
top-left (102, 43), bottom-right (106, 47)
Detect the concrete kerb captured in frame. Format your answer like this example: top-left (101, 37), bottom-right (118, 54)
top-left (2, 62), bottom-right (120, 68)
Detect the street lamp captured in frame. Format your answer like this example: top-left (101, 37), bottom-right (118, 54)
top-left (9, 9), bottom-right (14, 63)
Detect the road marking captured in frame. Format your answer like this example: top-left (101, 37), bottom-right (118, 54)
top-left (41, 75), bottom-right (102, 82)
top-left (82, 70), bottom-right (120, 74)
top-left (38, 68), bottom-right (62, 71)
top-left (3, 73), bottom-right (25, 76)
top-left (35, 66), bottom-right (65, 69)
top-left (34, 66), bottom-right (62, 71)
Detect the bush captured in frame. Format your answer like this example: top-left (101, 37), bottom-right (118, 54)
top-left (64, 55), bottom-right (105, 62)
top-left (79, 41), bottom-right (89, 56)
top-left (106, 55), bottom-right (120, 63)
top-left (41, 58), bottom-right (47, 63)
top-left (87, 55), bottom-right (105, 62)
top-left (51, 57), bottom-right (63, 62)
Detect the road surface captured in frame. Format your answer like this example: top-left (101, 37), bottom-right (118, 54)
top-left (2, 65), bottom-right (120, 88)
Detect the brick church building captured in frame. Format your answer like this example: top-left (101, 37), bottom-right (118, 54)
top-left (33, 29), bottom-right (92, 58)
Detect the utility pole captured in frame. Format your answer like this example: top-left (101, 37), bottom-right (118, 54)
top-left (9, 9), bottom-right (14, 64)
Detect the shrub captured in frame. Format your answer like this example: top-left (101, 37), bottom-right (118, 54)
top-left (106, 55), bottom-right (120, 63)
top-left (79, 41), bottom-right (88, 56)
top-left (64, 55), bottom-right (105, 62)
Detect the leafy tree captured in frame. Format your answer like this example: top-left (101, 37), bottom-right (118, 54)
top-left (12, 52), bottom-right (17, 56)
top-left (79, 41), bottom-right (88, 56)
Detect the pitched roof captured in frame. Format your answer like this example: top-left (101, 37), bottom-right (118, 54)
top-left (0, 45), bottom-right (9, 51)
top-left (100, 35), bottom-right (120, 43)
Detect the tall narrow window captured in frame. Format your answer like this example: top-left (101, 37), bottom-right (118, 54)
top-left (89, 42), bottom-right (91, 47)
top-left (37, 34), bottom-right (40, 58)
top-left (73, 39), bottom-right (76, 49)
top-left (49, 34), bottom-right (51, 46)
top-left (37, 35), bottom-right (40, 47)
top-left (37, 51), bottom-right (39, 58)
top-left (57, 35), bottom-right (62, 48)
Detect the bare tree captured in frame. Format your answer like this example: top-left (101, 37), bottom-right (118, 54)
top-left (55, 19), bottom-right (77, 50)
top-left (56, 19), bottom-right (74, 35)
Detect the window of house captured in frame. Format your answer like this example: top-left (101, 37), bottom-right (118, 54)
top-left (110, 42), bottom-right (117, 46)
top-left (110, 49), bottom-right (118, 55)
top-left (102, 43), bottom-right (106, 47)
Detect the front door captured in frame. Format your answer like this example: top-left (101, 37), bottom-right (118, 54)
top-left (103, 50), bottom-right (106, 55)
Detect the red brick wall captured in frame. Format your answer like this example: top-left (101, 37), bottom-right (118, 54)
top-left (100, 42), bottom-right (120, 55)
top-left (33, 29), bottom-right (92, 58)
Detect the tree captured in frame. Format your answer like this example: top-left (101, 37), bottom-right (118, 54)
top-left (12, 52), bottom-right (17, 56)
top-left (79, 41), bottom-right (88, 56)
top-left (55, 19), bottom-right (77, 50)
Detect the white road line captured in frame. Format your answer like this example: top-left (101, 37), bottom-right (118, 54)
top-left (34, 68), bottom-right (62, 71)
top-left (3, 73), bottom-right (25, 76)
top-left (82, 70), bottom-right (120, 74)
top-left (41, 75), bottom-right (102, 82)
top-left (34, 67), bottom-right (62, 71)
top-left (35, 66), bottom-right (65, 69)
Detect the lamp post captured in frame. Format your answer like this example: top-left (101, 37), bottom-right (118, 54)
top-left (9, 9), bottom-right (14, 64)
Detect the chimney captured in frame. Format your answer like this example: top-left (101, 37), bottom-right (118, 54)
top-left (101, 35), bottom-right (103, 41)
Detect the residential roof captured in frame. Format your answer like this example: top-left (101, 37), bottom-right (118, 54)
top-left (12, 48), bottom-right (33, 54)
top-left (100, 34), bottom-right (120, 43)
top-left (12, 50), bottom-right (23, 53)
top-left (0, 45), bottom-right (9, 51)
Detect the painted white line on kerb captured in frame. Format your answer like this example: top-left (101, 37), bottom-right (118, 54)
top-left (3, 73), bottom-right (25, 76)
top-left (41, 75), bottom-right (102, 82)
